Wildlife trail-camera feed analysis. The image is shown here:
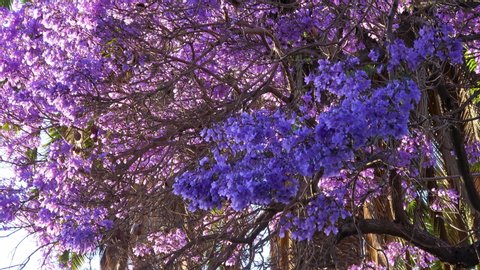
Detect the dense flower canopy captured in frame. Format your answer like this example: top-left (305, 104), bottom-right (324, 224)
top-left (1, 0), bottom-right (480, 269)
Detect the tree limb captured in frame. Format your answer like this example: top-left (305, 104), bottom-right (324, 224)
top-left (336, 219), bottom-right (480, 267)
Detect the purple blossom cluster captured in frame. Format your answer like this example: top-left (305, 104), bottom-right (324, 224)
top-left (465, 141), bottom-right (480, 164)
top-left (0, 0), bottom-right (478, 268)
top-left (1, 0), bottom-right (311, 258)
top-left (318, 168), bottom-right (382, 205)
top-left (348, 261), bottom-right (385, 270)
top-left (429, 188), bottom-right (459, 212)
top-left (387, 25), bottom-right (463, 71)
top-left (280, 193), bottom-right (350, 240)
top-left (0, 186), bottom-right (21, 224)
top-left (390, 131), bottom-right (435, 177)
top-left (348, 242), bottom-right (436, 269)
top-left (174, 111), bottom-right (302, 211)
top-left (383, 241), bottom-right (436, 268)
top-left (175, 59), bottom-right (421, 238)
top-left (175, 73), bottom-right (420, 210)
top-left (148, 229), bottom-right (187, 255)
top-left (437, 4), bottom-right (480, 73)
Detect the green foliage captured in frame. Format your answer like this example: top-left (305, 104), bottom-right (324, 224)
top-left (28, 188), bottom-right (39, 200)
top-left (25, 148), bottom-right (37, 163)
top-left (0, 0), bottom-right (31, 8)
top-left (361, 64), bottom-right (377, 77)
top-left (465, 51), bottom-right (480, 104)
top-left (0, 0), bottom-right (12, 9)
top-left (71, 253), bottom-right (86, 270)
top-left (58, 250), bottom-right (87, 270)
top-left (471, 161), bottom-right (480, 172)
top-left (429, 260), bottom-right (444, 270)
top-left (58, 250), bottom-right (70, 265)
top-left (405, 199), bottom-right (417, 223)
top-left (46, 127), bottom-right (64, 143)
top-left (2, 122), bottom-right (21, 133)
top-left (393, 256), bottom-right (407, 270)
top-left (466, 52), bottom-right (478, 73)
top-left (469, 79), bottom-right (480, 104)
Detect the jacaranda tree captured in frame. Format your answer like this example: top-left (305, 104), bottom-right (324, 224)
top-left (1, 0), bottom-right (480, 269)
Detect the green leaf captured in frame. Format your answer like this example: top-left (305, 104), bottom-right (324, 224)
top-left (469, 85), bottom-right (480, 104)
top-left (361, 64), bottom-right (377, 77)
top-left (0, 0), bottom-right (13, 9)
top-left (465, 51), bottom-right (478, 73)
top-left (26, 148), bottom-right (37, 162)
top-left (70, 252), bottom-right (86, 270)
top-left (2, 122), bottom-right (21, 132)
top-left (58, 250), bottom-right (86, 270)
top-left (58, 250), bottom-right (70, 265)
top-left (472, 161), bottom-right (480, 171)
top-left (393, 257), bottom-right (407, 270)
top-left (405, 199), bottom-right (416, 215)
top-left (28, 188), bottom-right (39, 200)
top-left (47, 127), bottom-right (63, 141)
top-left (2, 122), bottom-right (10, 131)
top-left (429, 260), bottom-right (444, 270)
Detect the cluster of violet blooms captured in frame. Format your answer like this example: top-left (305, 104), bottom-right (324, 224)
top-left (348, 241), bottom-right (436, 270)
top-left (176, 52), bottom-right (437, 240)
top-left (0, 0), bottom-right (478, 268)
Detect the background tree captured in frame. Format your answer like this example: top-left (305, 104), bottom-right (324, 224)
top-left (0, 0), bottom-right (480, 269)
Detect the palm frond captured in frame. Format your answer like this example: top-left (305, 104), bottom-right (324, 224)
top-left (0, 0), bottom-right (13, 9)
top-left (58, 250), bottom-right (87, 270)
top-left (466, 51), bottom-right (478, 74)
top-left (71, 252), bottom-right (87, 270)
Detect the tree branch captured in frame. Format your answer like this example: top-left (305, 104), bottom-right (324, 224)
top-left (336, 219), bottom-right (480, 267)
top-left (437, 81), bottom-right (480, 213)
top-left (390, 170), bottom-right (409, 224)
top-left (387, 0), bottom-right (399, 41)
